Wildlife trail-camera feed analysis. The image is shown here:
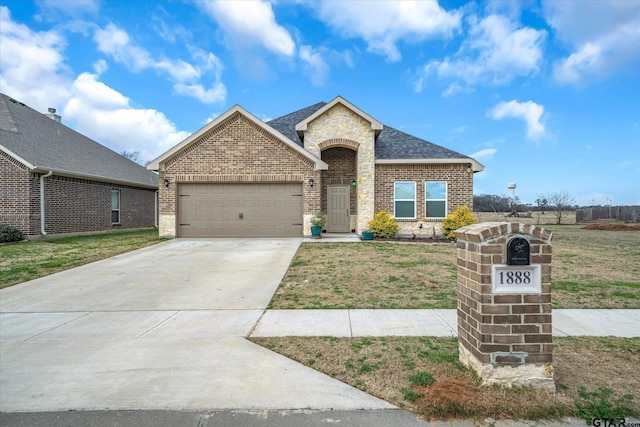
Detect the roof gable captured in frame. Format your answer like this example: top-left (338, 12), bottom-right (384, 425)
top-left (294, 96), bottom-right (383, 140)
top-left (0, 93), bottom-right (158, 188)
top-left (147, 105), bottom-right (328, 171)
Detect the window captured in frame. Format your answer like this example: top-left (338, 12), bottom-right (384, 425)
top-left (394, 181), bottom-right (416, 219)
top-left (425, 181), bottom-right (447, 218)
top-left (111, 190), bottom-right (120, 224)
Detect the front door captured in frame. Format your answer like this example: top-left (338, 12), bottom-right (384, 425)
top-left (327, 185), bottom-right (350, 232)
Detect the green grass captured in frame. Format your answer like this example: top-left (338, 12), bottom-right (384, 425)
top-left (252, 336), bottom-right (640, 421)
top-left (0, 229), bottom-right (164, 288)
top-left (271, 225), bottom-right (640, 309)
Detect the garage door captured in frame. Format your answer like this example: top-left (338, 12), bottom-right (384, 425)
top-left (177, 183), bottom-right (303, 237)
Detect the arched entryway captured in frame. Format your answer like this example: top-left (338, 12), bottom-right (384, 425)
top-left (320, 146), bottom-right (357, 232)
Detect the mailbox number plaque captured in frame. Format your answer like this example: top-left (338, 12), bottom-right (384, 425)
top-left (492, 265), bottom-right (541, 294)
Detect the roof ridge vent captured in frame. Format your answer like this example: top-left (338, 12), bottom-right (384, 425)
top-left (46, 107), bottom-right (61, 123)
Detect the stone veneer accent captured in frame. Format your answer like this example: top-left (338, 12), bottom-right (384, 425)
top-left (303, 104), bottom-right (375, 233)
top-left (455, 222), bottom-right (554, 391)
top-left (375, 163), bottom-right (473, 237)
top-left (159, 112), bottom-right (320, 237)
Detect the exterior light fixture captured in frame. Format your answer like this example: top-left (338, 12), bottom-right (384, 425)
top-left (351, 180), bottom-right (357, 187)
top-left (163, 178), bottom-right (170, 188)
top-left (309, 178), bottom-right (314, 188)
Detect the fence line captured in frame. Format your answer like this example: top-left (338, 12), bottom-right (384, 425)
top-left (576, 206), bottom-right (640, 223)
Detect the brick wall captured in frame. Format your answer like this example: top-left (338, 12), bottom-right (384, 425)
top-left (159, 112), bottom-right (320, 236)
top-left (1, 151), bottom-right (156, 236)
top-left (41, 175), bottom-right (156, 234)
top-left (454, 222), bottom-right (554, 390)
top-left (320, 147), bottom-right (357, 213)
top-left (374, 163), bottom-right (473, 220)
top-left (0, 152), bottom-right (38, 234)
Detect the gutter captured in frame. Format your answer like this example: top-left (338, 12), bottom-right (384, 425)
top-left (40, 170), bottom-right (53, 235)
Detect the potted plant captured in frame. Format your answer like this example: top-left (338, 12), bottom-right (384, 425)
top-left (310, 212), bottom-right (326, 238)
top-left (361, 229), bottom-right (375, 240)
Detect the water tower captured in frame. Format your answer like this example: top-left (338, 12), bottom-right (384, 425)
top-left (508, 182), bottom-right (517, 203)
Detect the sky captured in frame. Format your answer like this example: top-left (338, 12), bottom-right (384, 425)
top-left (1, 0), bottom-right (639, 206)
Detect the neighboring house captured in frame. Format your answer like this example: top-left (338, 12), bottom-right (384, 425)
top-left (0, 93), bottom-right (158, 237)
top-left (148, 96), bottom-right (483, 238)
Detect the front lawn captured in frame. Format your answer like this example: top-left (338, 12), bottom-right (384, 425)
top-left (269, 225), bottom-right (640, 309)
top-left (0, 229), bottom-right (163, 288)
top-left (250, 336), bottom-right (639, 421)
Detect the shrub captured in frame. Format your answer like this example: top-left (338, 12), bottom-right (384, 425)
top-left (0, 224), bottom-right (24, 243)
top-left (310, 212), bottom-right (326, 228)
top-left (367, 210), bottom-right (399, 238)
top-left (442, 205), bottom-right (478, 239)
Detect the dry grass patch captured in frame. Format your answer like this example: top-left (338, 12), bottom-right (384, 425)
top-left (250, 336), bottom-right (639, 421)
top-left (270, 242), bottom-right (458, 309)
top-left (549, 226), bottom-right (640, 308)
top-left (0, 229), bottom-right (163, 288)
top-left (554, 337), bottom-right (640, 418)
top-left (270, 225), bottom-right (640, 309)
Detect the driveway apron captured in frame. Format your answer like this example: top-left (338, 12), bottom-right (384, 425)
top-left (0, 238), bottom-right (393, 412)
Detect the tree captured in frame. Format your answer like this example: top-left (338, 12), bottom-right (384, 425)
top-left (540, 190), bottom-right (575, 224)
top-left (121, 150), bottom-right (143, 165)
top-left (535, 198), bottom-right (548, 213)
top-left (473, 194), bottom-right (511, 212)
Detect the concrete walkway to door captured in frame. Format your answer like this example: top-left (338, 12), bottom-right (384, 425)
top-left (0, 239), bottom-right (393, 413)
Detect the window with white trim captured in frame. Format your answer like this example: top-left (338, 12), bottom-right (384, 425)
top-left (111, 190), bottom-right (120, 224)
top-left (394, 181), bottom-right (416, 219)
top-left (425, 181), bottom-right (447, 218)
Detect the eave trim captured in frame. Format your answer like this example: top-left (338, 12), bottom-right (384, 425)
top-left (375, 158), bottom-right (485, 172)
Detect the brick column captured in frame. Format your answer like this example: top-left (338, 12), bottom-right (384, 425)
top-left (455, 222), bottom-right (554, 391)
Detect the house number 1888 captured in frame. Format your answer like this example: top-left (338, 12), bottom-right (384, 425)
top-left (491, 265), bottom-right (541, 294)
top-left (498, 270), bottom-right (531, 285)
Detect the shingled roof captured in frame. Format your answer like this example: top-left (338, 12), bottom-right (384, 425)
top-left (0, 93), bottom-right (158, 189)
top-left (267, 99), bottom-right (477, 163)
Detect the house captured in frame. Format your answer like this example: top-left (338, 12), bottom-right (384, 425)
top-left (0, 93), bottom-right (158, 237)
top-left (147, 96), bottom-right (483, 238)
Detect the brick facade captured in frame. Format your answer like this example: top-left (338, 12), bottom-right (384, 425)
top-left (455, 222), bottom-right (554, 390)
top-left (159, 112), bottom-right (320, 237)
top-left (374, 163), bottom-right (473, 235)
top-left (1, 151), bottom-right (156, 237)
top-left (0, 152), bottom-right (38, 234)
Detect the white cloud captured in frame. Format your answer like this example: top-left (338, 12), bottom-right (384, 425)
top-left (470, 148), bottom-right (497, 161)
top-left (0, 6), bottom-right (71, 109)
top-left (35, 0), bottom-right (99, 18)
top-left (198, 0), bottom-right (295, 57)
top-left (299, 45), bottom-right (329, 86)
top-left (93, 23), bottom-right (225, 104)
top-left (314, 1), bottom-right (461, 62)
top-left (418, 13), bottom-right (545, 93)
top-left (487, 100), bottom-right (545, 139)
top-left (64, 73), bottom-right (190, 161)
top-left (544, 1), bottom-right (640, 85)
top-left (0, 8), bottom-right (189, 162)
top-left (174, 83), bottom-right (227, 104)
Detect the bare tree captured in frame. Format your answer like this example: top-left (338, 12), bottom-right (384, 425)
top-left (121, 150), bottom-right (143, 165)
top-left (540, 190), bottom-right (575, 224)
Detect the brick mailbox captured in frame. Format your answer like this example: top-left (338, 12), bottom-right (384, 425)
top-left (455, 222), bottom-right (554, 391)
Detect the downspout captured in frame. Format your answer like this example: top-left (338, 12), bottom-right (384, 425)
top-left (154, 190), bottom-right (158, 228)
top-left (40, 170), bottom-right (53, 235)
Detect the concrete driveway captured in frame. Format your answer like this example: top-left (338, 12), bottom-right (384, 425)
top-left (0, 239), bottom-right (393, 412)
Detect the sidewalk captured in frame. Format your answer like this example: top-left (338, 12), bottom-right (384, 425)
top-left (250, 309), bottom-right (640, 338)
